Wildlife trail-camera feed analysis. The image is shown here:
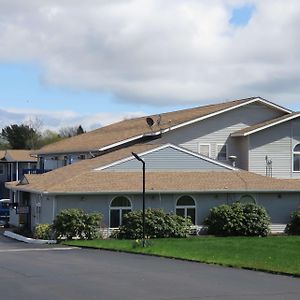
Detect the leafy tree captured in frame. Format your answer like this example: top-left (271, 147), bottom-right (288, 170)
top-left (1, 124), bottom-right (40, 149)
top-left (0, 136), bottom-right (10, 150)
top-left (37, 130), bottom-right (63, 148)
top-left (59, 125), bottom-right (85, 138)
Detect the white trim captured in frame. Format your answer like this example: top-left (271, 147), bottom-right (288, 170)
top-left (99, 131), bottom-right (161, 152)
top-left (232, 113), bottom-right (300, 137)
top-left (97, 98), bottom-right (292, 153)
top-left (160, 98), bottom-right (292, 134)
top-left (198, 143), bottom-right (211, 157)
top-left (292, 143), bottom-right (300, 173)
top-left (94, 143), bottom-right (237, 171)
top-left (216, 143), bottom-right (228, 161)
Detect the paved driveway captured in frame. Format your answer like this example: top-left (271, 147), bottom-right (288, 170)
top-left (0, 230), bottom-right (299, 300)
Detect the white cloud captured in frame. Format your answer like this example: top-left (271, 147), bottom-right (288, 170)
top-left (0, 108), bottom-right (144, 132)
top-left (0, 0), bottom-right (300, 106)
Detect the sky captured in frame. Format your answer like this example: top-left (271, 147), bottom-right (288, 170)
top-left (1, 0), bottom-right (300, 132)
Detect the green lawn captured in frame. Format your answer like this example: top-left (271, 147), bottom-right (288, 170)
top-left (65, 236), bottom-right (300, 276)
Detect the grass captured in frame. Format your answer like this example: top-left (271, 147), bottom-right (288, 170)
top-left (64, 236), bottom-right (300, 276)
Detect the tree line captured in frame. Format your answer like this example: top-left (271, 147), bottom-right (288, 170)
top-left (0, 122), bottom-right (85, 150)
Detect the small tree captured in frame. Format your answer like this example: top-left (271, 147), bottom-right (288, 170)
top-left (53, 209), bottom-right (102, 240)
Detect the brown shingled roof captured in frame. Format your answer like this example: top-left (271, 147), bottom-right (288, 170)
top-left (6, 142), bottom-right (300, 194)
top-left (7, 169), bottom-right (300, 194)
top-left (34, 97), bottom-right (260, 155)
top-left (0, 150), bottom-right (37, 162)
top-left (231, 112), bottom-right (300, 137)
top-left (5, 150), bottom-right (37, 162)
top-left (6, 143), bottom-right (160, 193)
top-left (0, 151), bottom-right (5, 160)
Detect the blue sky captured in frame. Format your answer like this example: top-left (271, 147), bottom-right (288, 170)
top-left (0, 1), bottom-right (299, 131)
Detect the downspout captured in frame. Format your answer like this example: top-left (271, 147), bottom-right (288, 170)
top-left (16, 161), bottom-right (19, 181)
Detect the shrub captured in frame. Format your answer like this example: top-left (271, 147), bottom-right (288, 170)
top-left (285, 211), bottom-right (300, 235)
top-left (34, 224), bottom-right (53, 240)
top-left (204, 202), bottom-right (270, 236)
top-left (53, 209), bottom-right (102, 240)
top-left (117, 208), bottom-right (192, 239)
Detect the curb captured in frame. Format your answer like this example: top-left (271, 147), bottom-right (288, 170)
top-left (3, 231), bottom-right (57, 244)
top-left (63, 243), bottom-right (300, 279)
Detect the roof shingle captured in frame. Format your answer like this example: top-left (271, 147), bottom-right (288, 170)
top-left (35, 97), bottom-right (258, 155)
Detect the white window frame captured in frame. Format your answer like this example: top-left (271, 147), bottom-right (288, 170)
top-left (293, 144), bottom-right (300, 173)
top-left (216, 143), bottom-right (228, 161)
top-left (109, 196), bottom-right (132, 228)
top-left (198, 143), bottom-right (211, 157)
top-left (175, 195), bottom-right (196, 225)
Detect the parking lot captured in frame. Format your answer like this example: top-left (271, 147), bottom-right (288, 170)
top-left (0, 228), bottom-right (300, 300)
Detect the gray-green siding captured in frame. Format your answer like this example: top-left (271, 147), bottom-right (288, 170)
top-left (106, 147), bottom-right (230, 171)
top-left (30, 191), bottom-right (300, 229)
top-left (153, 102), bottom-right (285, 169)
top-left (249, 119), bottom-right (300, 178)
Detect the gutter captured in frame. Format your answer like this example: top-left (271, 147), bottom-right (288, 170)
top-left (8, 189), bottom-right (300, 196)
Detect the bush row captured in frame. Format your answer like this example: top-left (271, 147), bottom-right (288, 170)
top-left (34, 205), bottom-right (300, 240)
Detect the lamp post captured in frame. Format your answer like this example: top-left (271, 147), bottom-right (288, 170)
top-left (132, 152), bottom-right (146, 247)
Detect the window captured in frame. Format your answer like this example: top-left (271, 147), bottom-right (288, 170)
top-left (216, 144), bottom-right (227, 160)
top-left (110, 196), bottom-right (132, 228)
top-left (176, 196), bottom-right (196, 224)
top-left (238, 195), bottom-right (256, 204)
top-left (293, 144), bottom-right (300, 172)
top-left (0, 164), bottom-right (4, 175)
top-left (198, 144), bottom-right (211, 157)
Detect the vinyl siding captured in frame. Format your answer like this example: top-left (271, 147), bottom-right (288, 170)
top-left (249, 119), bottom-right (300, 178)
top-left (153, 103), bottom-right (284, 169)
top-left (233, 137), bottom-right (249, 170)
top-left (36, 191), bottom-right (300, 227)
top-left (106, 147), bottom-right (230, 171)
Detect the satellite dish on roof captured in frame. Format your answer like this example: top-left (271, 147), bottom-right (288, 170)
top-left (146, 117), bottom-right (154, 128)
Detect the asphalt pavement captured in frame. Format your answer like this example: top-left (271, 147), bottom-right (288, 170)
top-left (0, 228), bottom-right (299, 300)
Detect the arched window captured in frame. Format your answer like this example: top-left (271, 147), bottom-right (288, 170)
top-left (238, 195), bottom-right (256, 204)
top-left (176, 196), bottom-right (196, 224)
top-left (110, 196), bottom-right (132, 228)
top-left (293, 144), bottom-right (300, 172)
